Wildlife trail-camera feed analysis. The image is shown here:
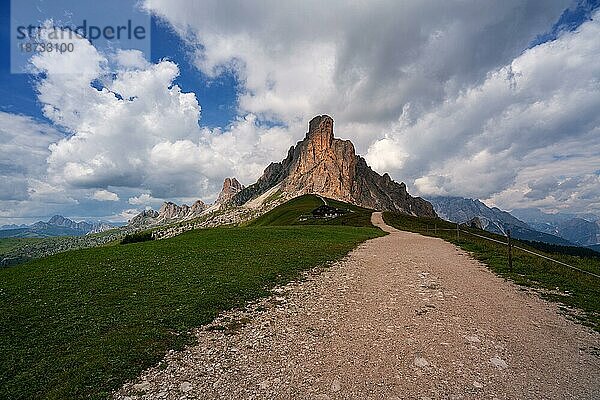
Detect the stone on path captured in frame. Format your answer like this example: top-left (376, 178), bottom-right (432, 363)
top-left (414, 357), bottom-right (430, 368)
top-left (490, 356), bottom-right (508, 370)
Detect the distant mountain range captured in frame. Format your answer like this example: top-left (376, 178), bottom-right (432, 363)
top-left (427, 197), bottom-right (600, 249)
top-left (427, 197), bottom-right (569, 245)
top-left (0, 215), bottom-right (116, 238)
top-left (511, 208), bottom-right (600, 247)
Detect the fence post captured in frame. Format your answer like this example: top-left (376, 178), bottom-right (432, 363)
top-left (456, 223), bottom-right (460, 240)
top-left (507, 229), bottom-right (513, 272)
top-left (434, 223), bottom-right (437, 235)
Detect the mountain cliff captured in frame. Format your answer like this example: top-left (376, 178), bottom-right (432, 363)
top-left (231, 115), bottom-right (436, 217)
top-left (215, 178), bottom-right (244, 205)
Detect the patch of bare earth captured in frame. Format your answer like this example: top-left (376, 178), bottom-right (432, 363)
top-left (115, 213), bottom-right (599, 399)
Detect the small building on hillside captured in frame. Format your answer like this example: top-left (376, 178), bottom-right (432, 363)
top-left (311, 205), bottom-right (347, 219)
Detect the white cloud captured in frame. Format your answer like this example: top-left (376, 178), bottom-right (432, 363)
top-left (364, 12), bottom-right (600, 214)
top-left (119, 208), bottom-right (143, 221)
top-left (0, 112), bottom-right (63, 200)
top-left (112, 49), bottom-right (151, 70)
top-left (128, 193), bottom-right (151, 205)
top-left (128, 192), bottom-right (160, 206)
top-left (140, 0), bottom-right (600, 215)
top-left (29, 35), bottom-right (292, 201)
top-left (92, 189), bottom-right (119, 201)
top-left (3, 2), bottom-right (599, 222)
top-left (143, 0), bottom-right (568, 128)
top-left (27, 179), bottom-right (78, 204)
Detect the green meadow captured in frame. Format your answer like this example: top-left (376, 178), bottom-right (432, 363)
top-left (0, 197), bottom-right (383, 399)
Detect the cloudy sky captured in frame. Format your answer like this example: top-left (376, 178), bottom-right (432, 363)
top-left (1, 0), bottom-right (599, 224)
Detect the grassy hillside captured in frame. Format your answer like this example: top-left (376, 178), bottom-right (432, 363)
top-left (0, 237), bottom-right (42, 254)
top-left (247, 194), bottom-right (375, 227)
top-left (383, 212), bottom-right (600, 331)
top-left (0, 229), bottom-right (124, 266)
top-left (0, 225), bottom-right (384, 399)
top-left (0, 226), bottom-right (86, 239)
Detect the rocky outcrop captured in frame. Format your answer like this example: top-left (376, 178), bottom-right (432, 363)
top-left (129, 200), bottom-right (208, 227)
top-left (128, 210), bottom-right (159, 227)
top-left (232, 115), bottom-right (436, 217)
top-left (190, 200), bottom-right (208, 215)
top-left (216, 178), bottom-right (244, 205)
top-left (158, 202), bottom-right (190, 221)
top-left (465, 217), bottom-right (484, 230)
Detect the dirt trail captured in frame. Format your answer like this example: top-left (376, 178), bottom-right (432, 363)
top-left (116, 212), bottom-right (599, 399)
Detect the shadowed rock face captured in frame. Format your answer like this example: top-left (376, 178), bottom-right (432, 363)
top-left (232, 115), bottom-right (436, 217)
top-left (216, 178), bottom-right (244, 205)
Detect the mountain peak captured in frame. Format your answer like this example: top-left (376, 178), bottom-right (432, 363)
top-left (231, 115), bottom-right (436, 217)
top-left (216, 177), bottom-right (244, 205)
top-left (48, 215), bottom-right (69, 225)
top-left (131, 199), bottom-right (208, 227)
top-left (306, 115), bottom-right (334, 145)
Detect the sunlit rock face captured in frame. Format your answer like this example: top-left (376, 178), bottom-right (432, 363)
top-left (232, 115), bottom-right (436, 217)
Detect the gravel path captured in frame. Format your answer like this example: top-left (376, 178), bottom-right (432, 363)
top-left (115, 212), bottom-right (599, 399)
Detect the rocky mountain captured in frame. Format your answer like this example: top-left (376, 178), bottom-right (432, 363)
top-left (127, 115), bottom-right (435, 231)
top-left (427, 196), bottom-right (573, 246)
top-left (556, 218), bottom-right (600, 246)
top-left (230, 115), bottom-right (436, 217)
top-left (429, 197), bottom-right (528, 232)
top-left (42, 215), bottom-right (94, 231)
top-left (129, 200), bottom-right (208, 227)
top-left (0, 215), bottom-right (116, 238)
top-left (216, 178), bottom-right (244, 205)
top-left (128, 209), bottom-right (159, 226)
top-left (511, 208), bottom-right (600, 247)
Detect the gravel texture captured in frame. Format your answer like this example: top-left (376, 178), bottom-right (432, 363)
top-left (114, 212), bottom-right (599, 399)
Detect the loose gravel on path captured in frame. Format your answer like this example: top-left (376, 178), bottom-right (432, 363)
top-left (115, 212), bottom-right (599, 399)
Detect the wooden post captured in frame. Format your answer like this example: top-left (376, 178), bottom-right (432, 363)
top-left (456, 223), bottom-right (460, 240)
top-left (507, 229), bottom-right (513, 272)
top-left (434, 223), bottom-right (437, 235)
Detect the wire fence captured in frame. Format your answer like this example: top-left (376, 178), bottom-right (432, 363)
top-left (424, 224), bottom-right (600, 280)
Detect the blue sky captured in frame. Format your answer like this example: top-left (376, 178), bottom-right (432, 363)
top-left (0, 0), bottom-right (238, 128)
top-left (148, 17), bottom-right (238, 128)
top-left (530, 0), bottom-right (599, 46)
top-left (1, 0), bottom-right (599, 224)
